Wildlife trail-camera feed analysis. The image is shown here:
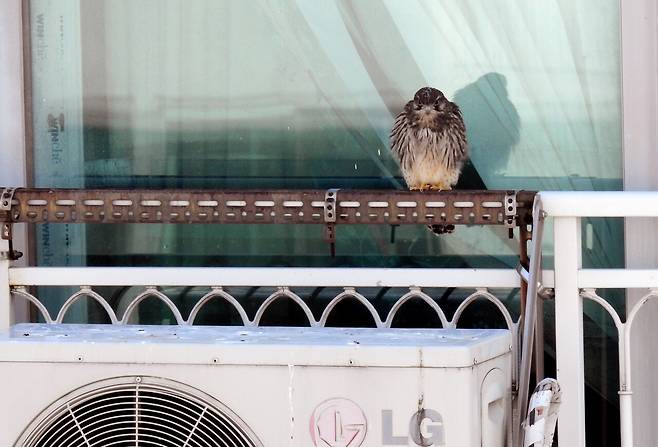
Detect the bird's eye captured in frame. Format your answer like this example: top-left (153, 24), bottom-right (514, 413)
top-left (414, 104), bottom-right (422, 111)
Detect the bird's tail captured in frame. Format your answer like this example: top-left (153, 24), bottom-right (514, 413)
top-left (427, 224), bottom-right (455, 235)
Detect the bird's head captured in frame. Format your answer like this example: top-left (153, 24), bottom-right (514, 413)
top-left (405, 87), bottom-right (452, 129)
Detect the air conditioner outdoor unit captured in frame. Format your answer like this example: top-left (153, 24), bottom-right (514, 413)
top-left (1, 324), bottom-right (512, 447)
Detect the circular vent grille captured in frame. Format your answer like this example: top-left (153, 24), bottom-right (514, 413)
top-left (19, 376), bottom-right (262, 447)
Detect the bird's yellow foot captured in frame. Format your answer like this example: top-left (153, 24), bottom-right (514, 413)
top-left (410, 184), bottom-right (440, 192)
top-left (429, 183), bottom-right (449, 191)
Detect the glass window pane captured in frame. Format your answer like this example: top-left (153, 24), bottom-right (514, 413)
top-left (29, 0), bottom-right (622, 270)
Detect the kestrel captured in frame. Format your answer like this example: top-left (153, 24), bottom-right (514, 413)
top-left (390, 87), bottom-right (468, 234)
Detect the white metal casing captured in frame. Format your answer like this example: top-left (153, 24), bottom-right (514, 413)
top-left (0, 324), bottom-right (512, 446)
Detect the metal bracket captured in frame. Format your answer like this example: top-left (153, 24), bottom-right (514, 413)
top-left (0, 222), bottom-right (22, 261)
top-left (0, 188), bottom-right (23, 260)
top-left (324, 188), bottom-right (339, 223)
top-left (0, 187), bottom-right (17, 225)
top-left (324, 189), bottom-right (339, 257)
top-left (0, 187), bottom-right (16, 211)
top-left (505, 191), bottom-right (518, 238)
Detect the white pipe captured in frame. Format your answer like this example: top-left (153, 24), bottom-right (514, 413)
top-left (578, 269), bottom-right (658, 288)
top-left (619, 391), bottom-right (634, 447)
top-left (541, 191), bottom-right (658, 217)
top-left (8, 267), bottom-right (523, 288)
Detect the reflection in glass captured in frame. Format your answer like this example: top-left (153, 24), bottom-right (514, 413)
top-left (30, 0), bottom-right (622, 269)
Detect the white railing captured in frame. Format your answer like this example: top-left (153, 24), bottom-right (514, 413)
top-left (537, 191), bottom-right (658, 447)
top-left (4, 267), bottom-right (520, 330)
top-left (0, 257), bottom-right (528, 442)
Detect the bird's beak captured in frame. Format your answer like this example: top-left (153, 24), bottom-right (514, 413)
top-left (423, 106), bottom-right (432, 114)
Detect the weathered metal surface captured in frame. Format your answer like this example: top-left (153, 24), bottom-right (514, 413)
top-left (0, 188), bottom-right (536, 226)
top-left (0, 188), bottom-right (23, 260)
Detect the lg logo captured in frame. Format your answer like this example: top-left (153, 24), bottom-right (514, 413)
top-left (310, 398), bottom-right (367, 447)
top-left (310, 399), bottom-right (444, 447)
top-left (382, 409), bottom-right (445, 446)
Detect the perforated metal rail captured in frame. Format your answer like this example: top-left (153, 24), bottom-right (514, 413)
top-left (0, 188), bottom-right (535, 226)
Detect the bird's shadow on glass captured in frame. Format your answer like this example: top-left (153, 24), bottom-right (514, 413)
top-left (453, 72), bottom-right (520, 190)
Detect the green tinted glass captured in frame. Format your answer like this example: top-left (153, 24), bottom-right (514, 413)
top-left (29, 0), bottom-right (621, 269)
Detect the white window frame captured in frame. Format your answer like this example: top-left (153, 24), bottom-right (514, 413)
top-left (0, 0), bottom-right (29, 273)
top-left (620, 1), bottom-right (658, 446)
top-left (0, 0), bottom-right (28, 190)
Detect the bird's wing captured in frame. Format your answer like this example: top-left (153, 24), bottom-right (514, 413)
top-left (449, 102), bottom-right (468, 164)
top-left (389, 112), bottom-right (413, 171)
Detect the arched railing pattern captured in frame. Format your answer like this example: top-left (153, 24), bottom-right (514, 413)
top-left (11, 286), bottom-right (53, 324)
top-left (11, 285), bottom-right (517, 330)
top-left (119, 287), bottom-right (186, 325)
top-left (580, 288), bottom-right (658, 395)
top-left (56, 287), bottom-right (118, 324)
top-left (9, 283), bottom-right (520, 388)
top-left (187, 287), bottom-right (251, 326)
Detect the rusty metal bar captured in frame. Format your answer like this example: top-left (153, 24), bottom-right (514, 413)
top-left (0, 187), bottom-right (536, 226)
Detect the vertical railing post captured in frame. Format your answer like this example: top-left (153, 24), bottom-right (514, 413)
top-left (619, 325), bottom-right (633, 447)
top-left (554, 216), bottom-right (586, 445)
top-left (0, 238), bottom-right (11, 331)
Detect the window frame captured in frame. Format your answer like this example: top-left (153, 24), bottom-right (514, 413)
top-left (619, 2), bottom-right (658, 446)
top-left (0, 0), bottom-right (30, 267)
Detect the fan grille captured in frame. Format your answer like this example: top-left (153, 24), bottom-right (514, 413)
top-left (20, 377), bottom-right (261, 447)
